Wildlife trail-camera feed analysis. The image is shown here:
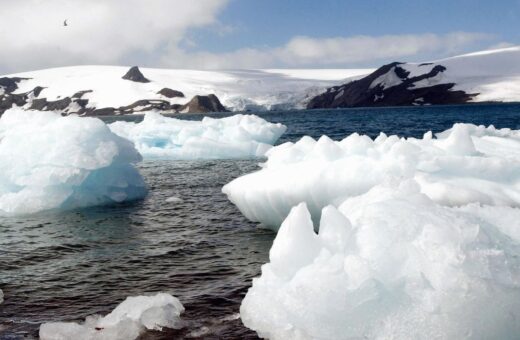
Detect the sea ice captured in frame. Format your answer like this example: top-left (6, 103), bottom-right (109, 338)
top-left (0, 109), bottom-right (147, 216)
top-left (241, 182), bottom-right (520, 340)
top-left (223, 123), bottom-right (520, 229)
top-left (165, 196), bottom-right (183, 203)
top-left (108, 112), bottom-right (287, 159)
top-left (39, 293), bottom-right (184, 340)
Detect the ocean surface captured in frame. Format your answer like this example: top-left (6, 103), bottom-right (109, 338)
top-left (1, 103), bottom-right (520, 339)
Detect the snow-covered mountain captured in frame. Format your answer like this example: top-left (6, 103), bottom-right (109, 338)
top-left (1, 46), bottom-right (519, 116)
top-left (0, 66), bottom-right (370, 116)
top-left (308, 46), bottom-right (520, 108)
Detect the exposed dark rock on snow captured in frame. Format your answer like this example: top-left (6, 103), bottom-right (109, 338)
top-left (30, 97), bottom-right (72, 111)
top-left (179, 94), bottom-right (227, 113)
top-left (86, 107), bottom-right (116, 116)
top-left (122, 66), bottom-right (150, 83)
top-left (307, 62), bottom-right (478, 109)
top-left (0, 74), bottom-right (228, 116)
top-left (0, 77), bottom-right (27, 93)
top-left (0, 77), bottom-right (32, 115)
top-left (158, 88), bottom-right (184, 98)
top-left (119, 99), bottom-right (172, 114)
top-left (72, 90), bottom-right (93, 98)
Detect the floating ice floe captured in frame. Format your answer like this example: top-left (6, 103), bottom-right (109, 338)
top-left (0, 109), bottom-right (147, 216)
top-left (39, 293), bottom-right (184, 340)
top-left (165, 196), bottom-right (183, 203)
top-left (223, 123), bottom-right (520, 229)
top-left (108, 112), bottom-right (287, 159)
top-left (0, 289), bottom-right (3, 304)
top-left (241, 183), bottom-right (520, 340)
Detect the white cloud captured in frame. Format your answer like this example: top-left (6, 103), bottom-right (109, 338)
top-left (161, 32), bottom-right (493, 69)
top-left (0, 0), bottom-right (228, 73)
top-left (0, 1), bottom-right (496, 73)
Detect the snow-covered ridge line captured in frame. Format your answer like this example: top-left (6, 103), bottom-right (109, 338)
top-left (308, 46), bottom-right (520, 108)
top-left (1, 46), bottom-right (518, 116)
top-left (0, 66), bottom-right (370, 116)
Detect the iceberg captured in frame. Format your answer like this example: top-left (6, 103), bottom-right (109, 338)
top-left (223, 123), bottom-right (520, 229)
top-left (241, 182), bottom-right (520, 340)
top-left (0, 109), bottom-right (147, 216)
top-left (39, 293), bottom-right (184, 340)
top-left (108, 112), bottom-right (287, 159)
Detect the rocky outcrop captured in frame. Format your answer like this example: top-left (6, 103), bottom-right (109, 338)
top-left (122, 66), bottom-right (150, 83)
top-left (0, 77), bottom-right (34, 115)
top-left (307, 62), bottom-right (478, 109)
top-left (157, 88), bottom-right (184, 98)
top-left (179, 94), bottom-right (227, 113)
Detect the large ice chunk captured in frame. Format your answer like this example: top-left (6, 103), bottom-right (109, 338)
top-left (108, 112), bottom-right (286, 159)
top-left (39, 293), bottom-right (184, 340)
top-left (223, 123), bottom-right (520, 229)
top-left (0, 109), bottom-right (147, 215)
top-left (241, 182), bottom-right (520, 340)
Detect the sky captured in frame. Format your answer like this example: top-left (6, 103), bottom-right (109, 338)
top-left (1, 0), bottom-right (519, 74)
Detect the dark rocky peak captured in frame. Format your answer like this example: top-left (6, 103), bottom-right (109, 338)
top-left (0, 77), bottom-right (28, 93)
top-left (157, 88), bottom-right (184, 98)
top-left (27, 86), bottom-right (45, 97)
top-left (307, 61), bottom-right (476, 109)
top-left (122, 66), bottom-right (150, 83)
top-left (180, 94), bottom-right (227, 113)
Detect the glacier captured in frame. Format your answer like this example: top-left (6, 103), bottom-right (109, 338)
top-left (108, 112), bottom-right (287, 159)
top-left (39, 293), bottom-right (184, 340)
top-left (223, 123), bottom-right (520, 229)
top-left (0, 109), bottom-right (147, 216)
top-left (240, 186), bottom-right (520, 340)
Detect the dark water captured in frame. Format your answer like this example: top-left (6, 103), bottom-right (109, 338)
top-left (1, 103), bottom-right (520, 339)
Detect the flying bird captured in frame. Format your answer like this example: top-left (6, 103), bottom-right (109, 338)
top-left (63, 19), bottom-right (68, 27)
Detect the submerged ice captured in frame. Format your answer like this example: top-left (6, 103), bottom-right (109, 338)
top-left (108, 112), bottom-right (287, 159)
top-left (223, 123), bottom-right (520, 229)
top-left (40, 293), bottom-right (184, 340)
top-left (0, 109), bottom-right (147, 215)
top-left (241, 183), bottom-right (520, 340)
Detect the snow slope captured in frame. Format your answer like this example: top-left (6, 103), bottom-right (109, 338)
top-left (307, 46), bottom-right (520, 108)
top-left (6, 67), bottom-right (371, 112)
top-left (434, 46), bottom-right (520, 102)
top-left (385, 46), bottom-right (520, 103)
